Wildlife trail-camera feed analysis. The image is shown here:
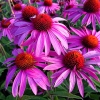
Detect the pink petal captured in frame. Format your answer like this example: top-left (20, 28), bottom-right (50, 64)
top-left (52, 23), bottom-right (69, 37)
top-left (83, 51), bottom-right (100, 58)
top-left (5, 66), bottom-right (17, 89)
top-left (44, 63), bottom-right (63, 70)
top-left (28, 77), bottom-right (37, 95)
top-left (69, 70), bottom-right (76, 92)
top-left (83, 67), bottom-right (99, 81)
top-left (19, 71), bottom-right (27, 97)
top-left (82, 14), bottom-right (90, 25)
top-left (48, 30), bottom-right (61, 55)
top-left (12, 71), bottom-right (22, 97)
top-left (51, 28), bottom-right (68, 49)
top-left (43, 32), bottom-right (51, 56)
top-left (53, 17), bottom-right (66, 22)
top-left (35, 33), bottom-right (44, 57)
top-left (77, 77), bottom-right (84, 97)
top-left (54, 69), bottom-right (70, 87)
top-left (80, 71), bottom-right (96, 91)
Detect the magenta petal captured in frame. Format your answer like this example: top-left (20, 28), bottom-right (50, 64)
top-left (5, 66), bottom-right (17, 89)
top-left (18, 31), bottom-right (29, 45)
top-left (34, 68), bottom-right (50, 86)
top-left (51, 68), bottom-right (66, 78)
top-left (77, 77), bottom-right (84, 97)
top-left (35, 33), bottom-right (44, 57)
top-left (70, 27), bottom-right (83, 37)
top-left (83, 67), bottom-right (99, 81)
top-left (43, 33), bottom-right (51, 56)
top-left (44, 63), bottom-right (63, 70)
top-left (19, 71), bottom-right (27, 97)
top-left (83, 51), bottom-right (100, 58)
top-left (80, 71), bottom-right (96, 91)
top-left (35, 63), bottom-right (46, 68)
top-left (42, 56), bottom-right (62, 63)
top-left (28, 77), bottom-right (37, 95)
top-left (54, 69), bottom-right (70, 87)
top-left (48, 30), bottom-right (61, 55)
top-left (53, 17), bottom-right (66, 22)
top-left (4, 57), bottom-right (15, 64)
top-left (26, 68), bottom-right (49, 89)
top-left (12, 71), bottom-right (22, 97)
top-left (69, 70), bottom-right (76, 92)
top-left (82, 14), bottom-right (90, 25)
top-left (52, 28), bottom-right (68, 49)
top-left (14, 21), bottom-right (31, 26)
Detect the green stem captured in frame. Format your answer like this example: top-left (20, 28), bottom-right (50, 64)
top-left (46, 90), bottom-right (54, 100)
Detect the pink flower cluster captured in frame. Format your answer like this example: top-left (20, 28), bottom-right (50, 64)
top-left (2, 0), bottom-right (100, 98)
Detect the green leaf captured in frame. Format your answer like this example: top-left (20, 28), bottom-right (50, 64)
top-left (21, 95), bottom-right (47, 100)
top-left (0, 67), bottom-right (6, 76)
top-left (89, 94), bottom-right (100, 100)
top-left (0, 92), bottom-right (5, 100)
top-left (6, 95), bottom-right (16, 100)
top-left (51, 91), bottom-right (83, 100)
top-left (93, 79), bottom-right (100, 88)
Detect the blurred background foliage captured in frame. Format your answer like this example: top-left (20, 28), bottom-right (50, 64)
top-left (0, 0), bottom-right (100, 100)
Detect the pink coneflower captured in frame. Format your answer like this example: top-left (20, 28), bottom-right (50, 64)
top-left (67, 0), bottom-right (100, 29)
top-left (14, 5), bottom-right (38, 20)
top-left (11, 13), bottom-right (69, 56)
top-left (37, 0), bottom-right (60, 14)
top-left (0, 18), bottom-right (14, 41)
top-left (43, 50), bottom-right (100, 97)
top-left (12, 3), bottom-right (26, 13)
top-left (68, 27), bottom-right (100, 53)
top-left (62, 0), bottom-right (78, 18)
top-left (5, 47), bottom-right (50, 97)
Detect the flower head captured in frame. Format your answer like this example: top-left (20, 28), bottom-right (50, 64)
top-left (43, 50), bottom-right (100, 97)
top-left (0, 18), bottom-right (15, 41)
top-left (37, 0), bottom-right (60, 14)
top-left (66, 0), bottom-right (100, 29)
top-left (11, 13), bottom-right (69, 56)
top-left (5, 47), bottom-right (50, 97)
top-left (67, 27), bottom-right (100, 53)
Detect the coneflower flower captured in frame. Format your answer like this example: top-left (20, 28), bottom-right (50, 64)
top-left (37, 0), bottom-right (60, 14)
top-left (0, 18), bottom-right (15, 41)
top-left (67, 0), bottom-right (100, 29)
top-left (11, 13), bottom-right (69, 56)
top-left (4, 47), bottom-right (50, 97)
top-left (68, 27), bottom-right (100, 53)
top-left (43, 50), bottom-right (100, 97)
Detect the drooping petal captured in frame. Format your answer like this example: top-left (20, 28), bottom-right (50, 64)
top-left (43, 32), bottom-right (51, 56)
top-left (19, 71), bottom-right (27, 97)
top-left (48, 30), bottom-right (61, 55)
top-left (12, 71), bottom-right (22, 97)
top-left (44, 63), bottom-right (63, 70)
top-left (83, 51), bottom-right (100, 58)
top-left (5, 66), bottom-right (17, 89)
top-left (69, 70), bottom-right (76, 92)
top-left (80, 71), bottom-right (96, 91)
top-left (35, 32), bottom-right (44, 57)
top-left (28, 77), bottom-right (37, 95)
top-left (77, 77), bottom-right (84, 97)
top-left (54, 69), bottom-right (70, 87)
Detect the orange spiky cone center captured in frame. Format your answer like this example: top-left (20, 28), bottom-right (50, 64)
top-left (83, 0), bottom-right (100, 13)
top-left (32, 14), bottom-right (52, 31)
top-left (1, 19), bottom-right (11, 28)
top-left (82, 35), bottom-right (98, 49)
top-left (22, 6), bottom-right (38, 20)
top-left (13, 3), bottom-right (22, 11)
top-left (15, 53), bottom-right (35, 69)
top-left (63, 51), bottom-right (85, 70)
top-left (44, 0), bottom-right (52, 6)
